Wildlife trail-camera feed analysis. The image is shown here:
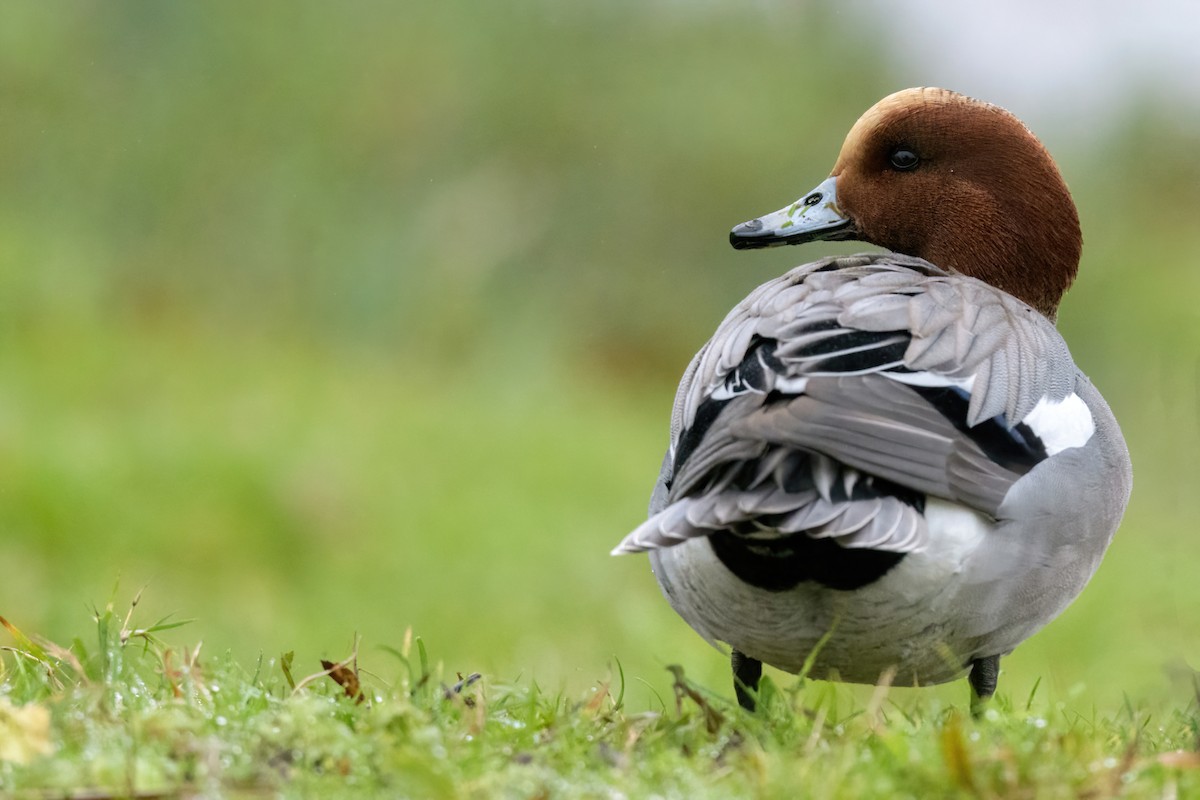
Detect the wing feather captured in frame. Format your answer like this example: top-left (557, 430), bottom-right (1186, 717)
top-left (616, 254), bottom-right (1082, 568)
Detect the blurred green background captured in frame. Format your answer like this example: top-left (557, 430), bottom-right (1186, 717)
top-left (1, 2), bottom-right (1198, 708)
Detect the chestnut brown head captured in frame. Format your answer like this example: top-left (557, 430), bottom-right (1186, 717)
top-left (731, 88), bottom-right (1081, 319)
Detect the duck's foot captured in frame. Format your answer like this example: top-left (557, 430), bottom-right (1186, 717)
top-left (732, 649), bottom-right (763, 711)
top-left (968, 654), bottom-right (1000, 718)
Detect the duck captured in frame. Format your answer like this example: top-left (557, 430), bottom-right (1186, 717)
top-left (612, 87), bottom-right (1132, 712)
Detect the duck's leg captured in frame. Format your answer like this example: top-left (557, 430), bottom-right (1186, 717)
top-left (731, 649), bottom-right (763, 711)
top-left (968, 655), bottom-right (1000, 718)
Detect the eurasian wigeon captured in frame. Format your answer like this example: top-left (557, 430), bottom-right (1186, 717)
top-left (613, 87), bottom-right (1132, 712)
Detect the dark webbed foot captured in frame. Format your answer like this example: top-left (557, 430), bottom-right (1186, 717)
top-left (731, 649), bottom-right (763, 711)
top-left (968, 655), bottom-right (1000, 718)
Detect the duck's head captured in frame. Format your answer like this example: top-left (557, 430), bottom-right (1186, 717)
top-left (730, 87), bottom-right (1081, 319)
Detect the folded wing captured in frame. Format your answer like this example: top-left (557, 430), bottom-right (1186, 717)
top-left (615, 255), bottom-right (1084, 591)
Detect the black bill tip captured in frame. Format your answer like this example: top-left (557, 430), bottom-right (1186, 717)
top-left (730, 218), bottom-right (857, 251)
top-left (730, 218), bottom-right (777, 250)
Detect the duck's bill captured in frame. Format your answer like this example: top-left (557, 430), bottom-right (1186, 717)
top-left (729, 176), bottom-right (857, 250)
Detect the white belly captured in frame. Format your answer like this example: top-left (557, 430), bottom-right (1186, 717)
top-left (648, 499), bottom-right (1017, 685)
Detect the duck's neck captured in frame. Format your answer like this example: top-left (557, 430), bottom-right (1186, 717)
top-left (923, 214), bottom-right (1080, 322)
top-left (913, 178), bottom-right (1081, 321)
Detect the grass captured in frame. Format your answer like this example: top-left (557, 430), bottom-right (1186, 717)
top-left (1, 598), bottom-right (1199, 798)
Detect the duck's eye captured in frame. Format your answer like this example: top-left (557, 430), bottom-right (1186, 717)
top-left (889, 148), bottom-right (920, 171)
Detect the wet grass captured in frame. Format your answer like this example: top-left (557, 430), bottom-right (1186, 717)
top-left (1, 601), bottom-right (1199, 798)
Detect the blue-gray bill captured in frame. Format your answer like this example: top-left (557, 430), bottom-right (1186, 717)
top-left (729, 176), bottom-right (857, 250)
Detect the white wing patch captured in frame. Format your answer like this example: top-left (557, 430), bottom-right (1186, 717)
top-left (773, 375), bottom-right (810, 394)
top-left (709, 374), bottom-right (809, 401)
top-left (881, 371), bottom-right (976, 392)
top-left (1021, 393), bottom-right (1095, 456)
top-left (883, 370), bottom-right (1094, 456)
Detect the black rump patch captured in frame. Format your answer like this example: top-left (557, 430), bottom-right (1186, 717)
top-left (707, 448), bottom-right (922, 591)
top-left (709, 532), bottom-right (905, 591)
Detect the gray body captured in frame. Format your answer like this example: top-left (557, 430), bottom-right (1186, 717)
top-left (616, 253), bottom-right (1132, 686)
